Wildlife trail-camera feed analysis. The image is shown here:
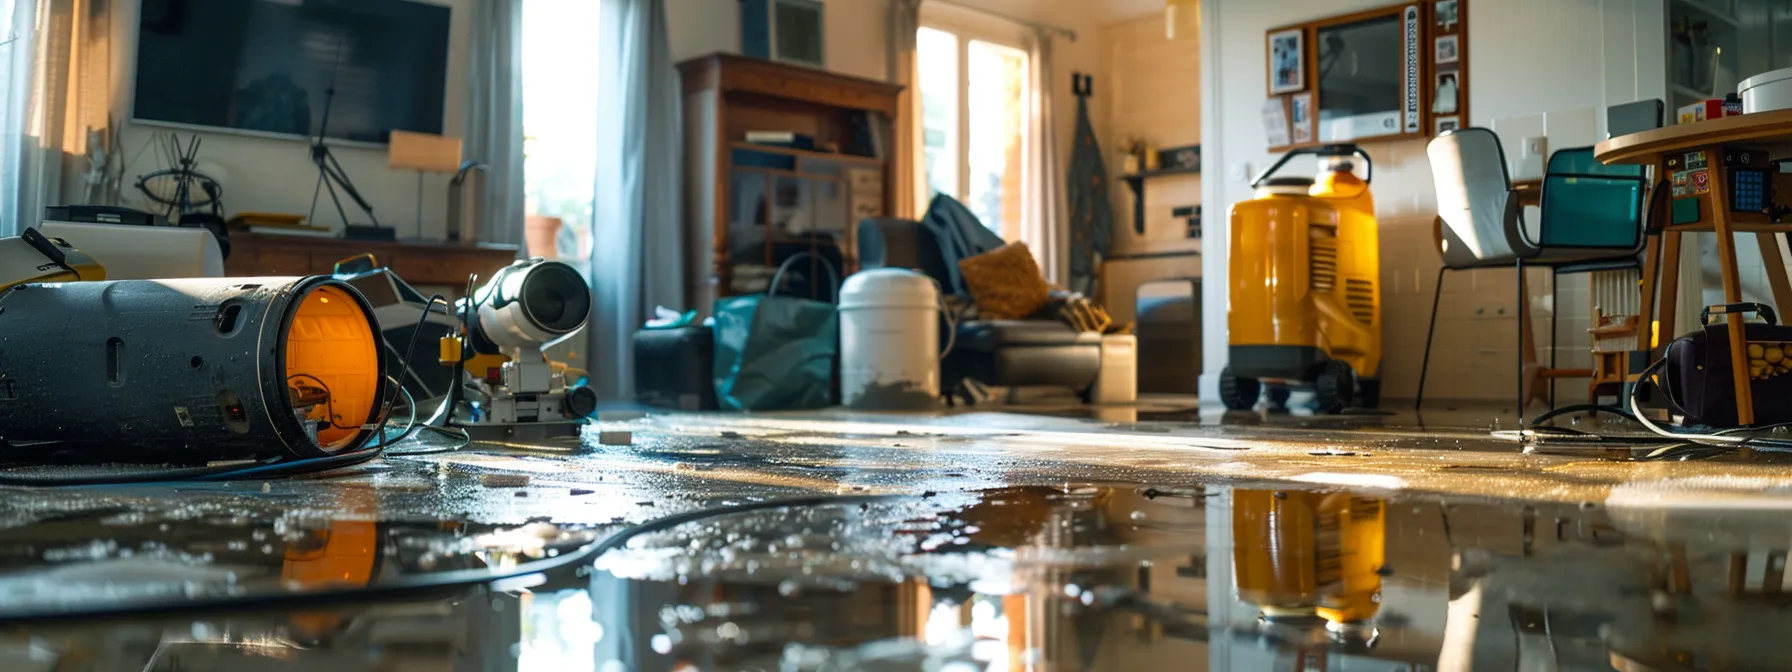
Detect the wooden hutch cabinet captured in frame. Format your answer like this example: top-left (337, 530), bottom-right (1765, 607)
top-left (678, 53), bottom-right (904, 310)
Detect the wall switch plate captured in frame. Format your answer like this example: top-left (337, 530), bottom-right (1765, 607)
top-left (1522, 136), bottom-right (1547, 160)
top-left (1230, 162), bottom-right (1251, 182)
top-left (1514, 135), bottom-right (1547, 180)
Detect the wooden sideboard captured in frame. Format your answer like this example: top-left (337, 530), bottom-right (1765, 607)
top-left (225, 233), bottom-right (520, 296)
top-left (679, 53), bottom-right (905, 310)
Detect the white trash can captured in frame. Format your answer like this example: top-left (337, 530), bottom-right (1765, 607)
top-left (838, 268), bottom-right (946, 410)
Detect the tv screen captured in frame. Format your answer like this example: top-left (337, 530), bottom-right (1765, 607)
top-left (133, 0), bottom-right (451, 144)
top-left (1315, 14), bottom-right (1403, 142)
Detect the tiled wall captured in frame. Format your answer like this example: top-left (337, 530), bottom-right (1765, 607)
top-left (1098, 14), bottom-right (1203, 326)
top-left (1100, 15), bottom-right (1201, 258)
top-left (1199, 0), bottom-right (1673, 404)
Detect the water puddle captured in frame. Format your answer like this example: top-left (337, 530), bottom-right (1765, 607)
top-left (5, 481), bottom-right (1789, 670)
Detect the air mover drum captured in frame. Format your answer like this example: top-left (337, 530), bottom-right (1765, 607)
top-left (0, 276), bottom-right (386, 462)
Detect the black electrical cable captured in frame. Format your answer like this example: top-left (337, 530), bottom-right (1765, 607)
top-left (383, 426), bottom-right (474, 457)
top-left (0, 493), bottom-right (904, 624)
top-left (1527, 403), bottom-right (1635, 427)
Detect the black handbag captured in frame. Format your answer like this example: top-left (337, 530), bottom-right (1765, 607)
top-left (1665, 302), bottom-right (1792, 427)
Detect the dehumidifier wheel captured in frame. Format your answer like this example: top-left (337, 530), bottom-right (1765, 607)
top-left (1313, 361), bottom-right (1357, 415)
top-left (1219, 367), bottom-right (1261, 411)
top-left (1358, 378), bottom-right (1382, 409)
top-left (1267, 387), bottom-right (1293, 412)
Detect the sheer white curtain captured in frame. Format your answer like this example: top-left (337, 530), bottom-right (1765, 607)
top-left (465, 0), bottom-right (527, 248)
top-left (590, 0), bottom-right (681, 402)
top-left (1023, 27), bottom-right (1063, 283)
top-left (2, 0), bottom-right (112, 236)
top-left (887, 0), bottom-right (922, 218)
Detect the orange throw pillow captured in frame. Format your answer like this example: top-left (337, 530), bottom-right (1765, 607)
top-left (958, 242), bottom-right (1052, 320)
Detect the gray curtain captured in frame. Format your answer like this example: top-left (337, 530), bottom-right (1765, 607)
top-left (463, 0), bottom-right (526, 248)
top-left (3, 0), bottom-right (113, 236)
top-left (590, 0), bottom-right (682, 402)
top-left (1024, 27), bottom-right (1064, 284)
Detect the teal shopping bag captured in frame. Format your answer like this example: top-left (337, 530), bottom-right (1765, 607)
top-left (712, 253), bottom-right (839, 411)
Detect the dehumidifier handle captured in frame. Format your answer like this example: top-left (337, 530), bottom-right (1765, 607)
top-left (1248, 144), bottom-right (1372, 188)
top-left (932, 277), bottom-right (958, 359)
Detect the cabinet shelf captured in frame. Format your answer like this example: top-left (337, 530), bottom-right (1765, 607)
top-left (1120, 162), bottom-right (1202, 235)
top-left (729, 141), bottom-right (886, 167)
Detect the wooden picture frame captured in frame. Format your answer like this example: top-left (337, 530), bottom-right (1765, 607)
top-left (1428, 0), bottom-right (1468, 138)
top-left (1267, 29), bottom-right (1305, 94)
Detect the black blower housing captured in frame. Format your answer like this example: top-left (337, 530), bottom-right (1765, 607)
top-left (0, 276), bottom-right (387, 463)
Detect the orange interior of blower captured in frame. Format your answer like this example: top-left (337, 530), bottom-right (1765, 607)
top-left (285, 285), bottom-right (380, 452)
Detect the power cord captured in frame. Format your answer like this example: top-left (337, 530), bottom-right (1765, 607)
top-left (1500, 339), bottom-right (1792, 460)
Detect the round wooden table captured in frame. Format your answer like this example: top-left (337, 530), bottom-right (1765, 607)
top-left (1595, 109), bottom-right (1792, 426)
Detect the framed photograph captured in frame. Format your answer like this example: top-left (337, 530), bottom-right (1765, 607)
top-left (1432, 71), bottom-right (1460, 114)
top-left (1291, 93), bottom-right (1313, 143)
top-left (1435, 115), bottom-right (1460, 134)
top-left (1436, 0), bottom-right (1458, 29)
top-left (1435, 34), bottom-right (1459, 64)
top-left (1268, 29), bottom-right (1304, 94)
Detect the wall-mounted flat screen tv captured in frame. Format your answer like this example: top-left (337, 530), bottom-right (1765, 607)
top-left (133, 0), bottom-right (451, 144)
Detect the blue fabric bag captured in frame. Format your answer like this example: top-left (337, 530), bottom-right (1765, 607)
top-left (712, 253), bottom-right (840, 411)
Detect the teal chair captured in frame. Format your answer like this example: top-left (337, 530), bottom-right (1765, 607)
top-left (1422, 128), bottom-right (1657, 418)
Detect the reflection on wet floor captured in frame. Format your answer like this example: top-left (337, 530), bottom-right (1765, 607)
top-left (7, 477), bottom-right (1791, 671)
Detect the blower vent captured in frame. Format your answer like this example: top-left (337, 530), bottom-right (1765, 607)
top-left (1345, 279), bottom-right (1375, 325)
top-left (1310, 236), bottom-right (1338, 293)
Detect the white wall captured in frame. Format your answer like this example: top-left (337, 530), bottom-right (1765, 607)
top-left (1198, 0), bottom-right (1669, 403)
top-left (104, 0), bottom-right (473, 239)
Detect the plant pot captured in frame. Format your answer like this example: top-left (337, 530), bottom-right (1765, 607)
top-left (525, 215), bottom-right (564, 260)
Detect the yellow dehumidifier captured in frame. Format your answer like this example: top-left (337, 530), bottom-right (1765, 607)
top-left (1222, 145), bottom-right (1381, 414)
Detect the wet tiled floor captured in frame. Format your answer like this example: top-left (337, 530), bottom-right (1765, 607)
top-left (3, 404), bottom-right (1791, 670)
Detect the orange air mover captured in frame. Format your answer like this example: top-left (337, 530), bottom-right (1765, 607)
top-left (0, 276), bottom-right (386, 462)
top-left (1223, 144), bottom-right (1382, 414)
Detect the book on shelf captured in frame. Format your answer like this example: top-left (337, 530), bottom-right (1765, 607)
top-left (744, 130), bottom-right (815, 150)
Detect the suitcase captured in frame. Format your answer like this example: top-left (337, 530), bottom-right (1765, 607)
top-left (633, 325), bottom-right (718, 411)
top-left (1665, 303), bottom-right (1792, 427)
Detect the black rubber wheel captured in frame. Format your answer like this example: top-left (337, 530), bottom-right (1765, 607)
top-left (1313, 361), bottom-right (1357, 415)
top-left (1358, 378), bottom-right (1382, 409)
top-left (1219, 367), bottom-right (1261, 411)
top-left (1267, 387), bottom-right (1293, 412)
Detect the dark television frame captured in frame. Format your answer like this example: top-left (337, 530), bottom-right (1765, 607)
top-left (126, 0), bottom-right (454, 147)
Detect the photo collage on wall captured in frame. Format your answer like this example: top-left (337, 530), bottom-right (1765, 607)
top-left (1264, 27), bottom-right (1311, 146)
top-left (1262, 1), bottom-right (1469, 150)
top-left (1430, 0), bottom-right (1466, 136)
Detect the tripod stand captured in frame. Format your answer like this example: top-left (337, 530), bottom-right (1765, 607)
top-left (308, 40), bottom-right (378, 229)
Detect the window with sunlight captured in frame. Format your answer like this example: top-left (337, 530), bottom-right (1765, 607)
top-left (522, 0), bottom-right (600, 276)
top-left (917, 25), bottom-right (1028, 241)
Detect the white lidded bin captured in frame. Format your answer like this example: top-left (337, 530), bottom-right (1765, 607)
top-left (1740, 67), bottom-right (1792, 113)
top-left (838, 268), bottom-right (944, 410)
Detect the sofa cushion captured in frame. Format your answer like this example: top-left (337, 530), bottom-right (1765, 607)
top-left (958, 241), bottom-right (1053, 319)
